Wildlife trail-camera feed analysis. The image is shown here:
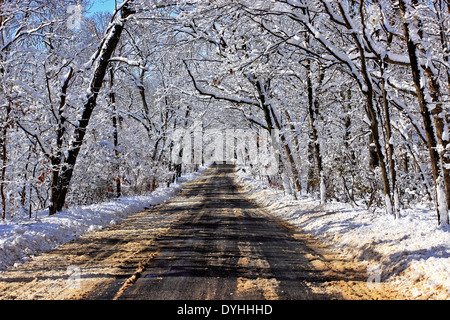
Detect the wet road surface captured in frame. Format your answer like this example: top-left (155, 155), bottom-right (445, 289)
top-left (93, 164), bottom-right (349, 300)
top-left (0, 163), bottom-right (408, 300)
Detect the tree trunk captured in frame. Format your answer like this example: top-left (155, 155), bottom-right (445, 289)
top-left (398, 0), bottom-right (449, 225)
top-left (254, 79), bottom-right (302, 193)
top-left (418, 0), bottom-right (450, 210)
top-left (138, 69), bottom-right (149, 116)
top-left (380, 60), bottom-right (399, 218)
top-left (1, 123), bottom-right (7, 220)
top-left (1, 102), bottom-right (12, 219)
top-left (365, 88), bottom-right (393, 215)
top-left (424, 66), bottom-right (450, 208)
top-left (284, 109), bottom-right (303, 177)
top-left (175, 106), bottom-right (191, 179)
top-left (49, 3), bottom-right (134, 215)
top-left (306, 60), bottom-right (326, 203)
top-left (110, 68), bottom-right (121, 198)
top-left (337, 0), bottom-right (393, 215)
top-left (49, 67), bottom-right (73, 215)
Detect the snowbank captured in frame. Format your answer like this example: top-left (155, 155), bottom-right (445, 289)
top-left (0, 170), bottom-right (204, 271)
top-left (235, 167), bottom-right (450, 300)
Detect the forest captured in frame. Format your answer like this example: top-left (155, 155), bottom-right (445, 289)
top-left (0, 0), bottom-right (449, 226)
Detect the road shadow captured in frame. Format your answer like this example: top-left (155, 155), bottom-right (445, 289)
top-left (111, 164), bottom-right (369, 300)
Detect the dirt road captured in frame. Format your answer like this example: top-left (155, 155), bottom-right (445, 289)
top-left (0, 164), bottom-right (406, 300)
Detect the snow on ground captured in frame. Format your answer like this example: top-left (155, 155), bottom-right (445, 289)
top-left (235, 167), bottom-right (450, 300)
top-left (0, 169), bottom-right (204, 272)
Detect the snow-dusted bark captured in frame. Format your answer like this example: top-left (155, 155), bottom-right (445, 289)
top-left (398, 0), bottom-right (449, 225)
top-left (49, 2), bottom-right (135, 215)
top-left (306, 59), bottom-right (326, 203)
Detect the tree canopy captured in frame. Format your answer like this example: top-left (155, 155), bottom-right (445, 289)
top-left (1, 0), bottom-right (449, 225)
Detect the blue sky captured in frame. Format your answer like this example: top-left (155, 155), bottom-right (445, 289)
top-left (88, 0), bottom-right (117, 14)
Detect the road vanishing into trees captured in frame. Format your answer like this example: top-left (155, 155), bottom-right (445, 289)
top-left (100, 163), bottom-right (336, 300)
top-left (0, 164), bottom-right (406, 300)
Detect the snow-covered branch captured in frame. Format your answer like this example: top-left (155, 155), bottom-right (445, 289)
top-left (183, 60), bottom-right (260, 106)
